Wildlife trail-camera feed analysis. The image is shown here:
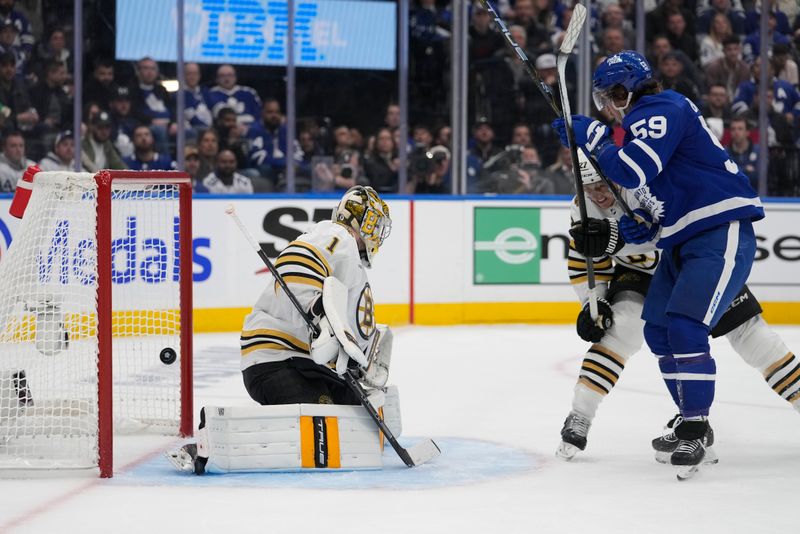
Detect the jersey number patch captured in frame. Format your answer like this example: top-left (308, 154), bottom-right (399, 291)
top-left (630, 116), bottom-right (667, 139)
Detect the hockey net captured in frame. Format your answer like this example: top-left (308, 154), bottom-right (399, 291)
top-left (0, 170), bottom-right (193, 477)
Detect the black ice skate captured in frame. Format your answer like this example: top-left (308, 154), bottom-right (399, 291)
top-left (556, 411), bottom-right (591, 460)
top-left (652, 414), bottom-right (718, 466)
top-left (669, 419), bottom-right (717, 481)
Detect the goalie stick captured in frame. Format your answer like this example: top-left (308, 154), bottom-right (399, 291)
top-left (477, 0), bottom-right (634, 218)
top-left (226, 205), bottom-right (440, 468)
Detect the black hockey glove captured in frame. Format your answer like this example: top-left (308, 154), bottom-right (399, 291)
top-left (569, 218), bottom-right (624, 258)
top-left (576, 298), bottom-right (614, 343)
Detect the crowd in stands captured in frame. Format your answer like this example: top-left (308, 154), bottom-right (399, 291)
top-left (0, 0), bottom-right (798, 196)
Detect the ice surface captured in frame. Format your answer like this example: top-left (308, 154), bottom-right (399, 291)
top-left (1, 325), bottom-right (799, 533)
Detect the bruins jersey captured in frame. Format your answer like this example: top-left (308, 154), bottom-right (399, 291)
top-left (569, 189), bottom-right (660, 304)
top-left (240, 220), bottom-right (376, 370)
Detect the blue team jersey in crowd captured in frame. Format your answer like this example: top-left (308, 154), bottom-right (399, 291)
top-left (184, 86), bottom-right (213, 128)
top-left (207, 85), bottom-right (262, 125)
top-left (246, 123), bottom-right (288, 169)
top-left (596, 89), bottom-right (764, 249)
top-left (123, 153), bottom-right (174, 171)
top-left (732, 78), bottom-right (800, 119)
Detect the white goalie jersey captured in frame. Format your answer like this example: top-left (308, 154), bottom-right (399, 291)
top-left (240, 220), bottom-right (376, 370)
top-left (568, 188), bottom-right (660, 304)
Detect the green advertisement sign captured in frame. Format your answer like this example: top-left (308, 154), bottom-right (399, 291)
top-left (474, 207), bottom-right (541, 284)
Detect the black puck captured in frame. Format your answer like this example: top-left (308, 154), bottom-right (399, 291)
top-left (160, 347), bottom-right (177, 365)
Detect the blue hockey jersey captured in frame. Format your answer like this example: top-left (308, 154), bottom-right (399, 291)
top-left (595, 89), bottom-right (764, 249)
top-left (207, 85), bottom-right (262, 125)
top-left (183, 86), bottom-right (213, 128)
top-left (246, 123), bottom-right (287, 169)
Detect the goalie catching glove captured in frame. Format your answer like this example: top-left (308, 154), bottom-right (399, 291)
top-left (576, 298), bottom-right (614, 342)
top-left (569, 217), bottom-right (624, 258)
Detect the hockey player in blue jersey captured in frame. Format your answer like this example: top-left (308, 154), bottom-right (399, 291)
top-left (553, 51), bottom-right (765, 472)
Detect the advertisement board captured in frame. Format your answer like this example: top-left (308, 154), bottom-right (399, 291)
top-left (116, 0), bottom-right (397, 70)
top-left (0, 195), bottom-right (797, 330)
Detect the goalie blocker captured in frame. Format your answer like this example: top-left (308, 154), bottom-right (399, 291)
top-left (167, 386), bottom-right (402, 473)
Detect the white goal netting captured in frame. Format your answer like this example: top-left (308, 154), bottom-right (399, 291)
top-left (0, 171), bottom-right (188, 471)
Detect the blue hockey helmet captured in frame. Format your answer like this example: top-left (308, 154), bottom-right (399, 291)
top-left (592, 51), bottom-right (654, 112)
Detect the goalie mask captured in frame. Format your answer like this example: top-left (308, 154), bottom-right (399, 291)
top-left (333, 186), bottom-right (391, 268)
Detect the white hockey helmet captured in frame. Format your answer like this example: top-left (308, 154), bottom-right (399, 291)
top-left (333, 186), bottom-right (391, 268)
top-left (578, 149), bottom-right (602, 186)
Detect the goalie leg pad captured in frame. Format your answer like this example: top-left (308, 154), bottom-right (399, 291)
top-left (196, 404), bottom-right (385, 473)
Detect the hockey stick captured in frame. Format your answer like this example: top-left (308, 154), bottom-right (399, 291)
top-left (478, 0), bottom-right (634, 218)
top-left (555, 4), bottom-right (599, 318)
top-left (226, 205), bottom-right (440, 468)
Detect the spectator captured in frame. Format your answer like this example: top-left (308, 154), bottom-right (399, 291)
top-left (510, 123), bottom-right (533, 148)
top-left (38, 130), bottom-right (76, 171)
top-left (705, 35), bottom-right (751, 96)
top-left (182, 144), bottom-right (201, 185)
top-left (383, 103), bottom-right (400, 132)
top-left (295, 129), bottom-right (323, 192)
top-left (434, 125), bottom-right (451, 148)
top-left (196, 128), bottom-right (219, 182)
top-left (470, 5), bottom-right (505, 61)
top-left (647, 34), bottom-right (700, 88)
top-left (123, 125), bottom-right (174, 171)
top-left (512, 0), bottom-right (551, 54)
top-left (412, 123), bottom-right (433, 150)
top-left (183, 62), bottom-right (213, 132)
top-left (0, 52), bottom-right (37, 133)
top-left (30, 27), bottom-right (71, 79)
top-left (771, 43), bottom-right (798, 86)
top-left (726, 117), bottom-right (759, 190)
top-left (80, 110), bottom-right (126, 172)
top-left (526, 53), bottom-right (563, 166)
top-left (665, 9), bottom-right (698, 62)
top-left (129, 57), bottom-right (174, 155)
top-left (509, 146), bottom-right (554, 194)
top-left (745, 2), bottom-right (792, 35)
top-left (363, 127), bottom-right (398, 193)
top-left (330, 124), bottom-right (361, 190)
top-left (83, 57), bottom-right (115, 110)
top-left (743, 12), bottom-right (790, 62)
top-left (599, 27), bottom-right (626, 56)
top-left (745, 87), bottom-right (795, 147)
top-left (215, 106), bottom-right (249, 169)
top-left (0, 18), bottom-right (23, 76)
top-left (29, 59), bottom-right (71, 147)
top-left (195, 148), bottom-right (254, 194)
top-left (245, 98), bottom-right (287, 187)
top-left (646, 0), bottom-right (696, 42)
top-left (699, 13), bottom-right (733, 67)
top-left (0, 0), bottom-right (33, 58)
top-left (208, 64), bottom-right (262, 126)
top-left (658, 51), bottom-right (700, 103)
top-left (470, 117), bottom-right (502, 164)
top-left (108, 85), bottom-right (136, 158)
top-left (0, 131), bottom-right (33, 191)
top-left (542, 145), bottom-right (578, 194)
top-left (702, 83), bottom-right (733, 139)
top-left (407, 145), bottom-right (449, 194)
top-left (732, 57), bottom-right (800, 127)
top-left (697, 0), bottom-right (747, 35)
top-left (597, 4), bottom-right (635, 50)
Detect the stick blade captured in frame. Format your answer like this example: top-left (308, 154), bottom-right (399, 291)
top-left (559, 3), bottom-right (587, 55)
top-left (407, 439), bottom-right (441, 467)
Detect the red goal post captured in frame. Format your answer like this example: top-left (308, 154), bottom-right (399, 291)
top-left (0, 169), bottom-right (193, 478)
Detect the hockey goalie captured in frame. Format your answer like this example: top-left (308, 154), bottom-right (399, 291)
top-left (167, 186), bottom-right (402, 474)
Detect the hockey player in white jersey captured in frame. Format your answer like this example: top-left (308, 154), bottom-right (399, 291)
top-left (167, 186), bottom-right (397, 473)
top-left (239, 185), bottom-right (392, 406)
top-left (557, 154), bottom-right (800, 461)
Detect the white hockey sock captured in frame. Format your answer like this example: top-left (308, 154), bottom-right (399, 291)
top-left (571, 344), bottom-right (626, 420)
